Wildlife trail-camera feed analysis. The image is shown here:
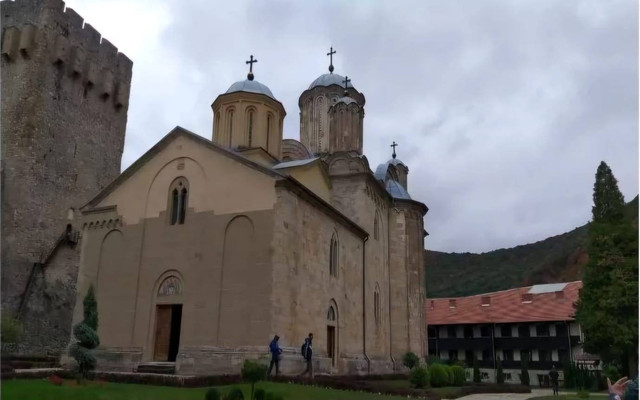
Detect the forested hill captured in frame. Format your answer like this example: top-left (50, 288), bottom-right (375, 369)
top-left (425, 195), bottom-right (638, 298)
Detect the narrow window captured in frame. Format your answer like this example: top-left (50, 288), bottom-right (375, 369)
top-left (329, 234), bottom-right (338, 277)
top-left (374, 215), bottom-right (379, 240)
top-left (179, 188), bottom-right (187, 224)
top-left (227, 110), bottom-right (234, 146)
top-left (247, 110), bottom-right (254, 147)
top-left (171, 189), bottom-right (179, 225)
top-left (266, 114), bottom-right (272, 151)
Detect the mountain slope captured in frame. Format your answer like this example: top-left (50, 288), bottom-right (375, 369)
top-left (425, 195), bottom-right (638, 298)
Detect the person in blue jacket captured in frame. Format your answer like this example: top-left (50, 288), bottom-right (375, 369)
top-left (267, 335), bottom-right (282, 377)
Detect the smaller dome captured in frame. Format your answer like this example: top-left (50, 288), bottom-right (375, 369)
top-left (335, 96), bottom-right (357, 106)
top-left (226, 79), bottom-right (275, 99)
top-left (386, 180), bottom-right (412, 200)
top-left (389, 158), bottom-right (406, 167)
top-left (308, 73), bottom-right (354, 90)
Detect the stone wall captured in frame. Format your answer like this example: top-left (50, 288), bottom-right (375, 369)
top-left (1, 0), bottom-right (132, 355)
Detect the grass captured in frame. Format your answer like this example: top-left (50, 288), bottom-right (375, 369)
top-left (1, 379), bottom-right (413, 400)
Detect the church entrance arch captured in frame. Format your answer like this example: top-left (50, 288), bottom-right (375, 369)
top-left (153, 274), bottom-right (183, 362)
top-left (327, 300), bottom-right (338, 367)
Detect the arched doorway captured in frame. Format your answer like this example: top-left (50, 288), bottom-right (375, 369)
top-left (327, 301), bottom-right (338, 367)
top-left (153, 275), bottom-right (183, 362)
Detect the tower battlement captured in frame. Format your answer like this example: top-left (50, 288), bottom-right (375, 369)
top-left (1, 0), bottom-right (132, 109)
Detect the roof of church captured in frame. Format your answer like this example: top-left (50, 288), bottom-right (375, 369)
top-left (426, 281), bottom-right (582, 325)
top-left (272, 158), bottom-right (319, 169)
top-left (385, 179), bottom-right (411, 200)
top-left (308, 73), bottom-right (354, 90)
top-left (226, 79), bottom-right (275, 99)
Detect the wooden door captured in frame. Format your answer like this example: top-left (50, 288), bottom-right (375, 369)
top-left (154, 305), bottom-right (172, 361)
top-left (327, 326), bottom-right (336, 366)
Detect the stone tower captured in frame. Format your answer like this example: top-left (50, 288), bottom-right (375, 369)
top-left (1, 0), bottom-right (132, 355)
top-left (298, 70), bottom-right (365, 155)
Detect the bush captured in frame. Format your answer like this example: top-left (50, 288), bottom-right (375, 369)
top-left (429, 363), bottom-right (449, 387)
top-left (496, 359), bottom-right (504, 384)
top-left (205, 388), bottom-right (221, 400)
top-left (451, 365), bottom-right (465, 386)
top-left (402, 352), bottom-right (420, 370)
top-left (444, 365), bottom-right (454, 385)
top-left (241, 360), bottom-right (266, 400)
top-left (472, 354), bottom-right (481, 383)
top-left (410, 365), bottom-right (430, 388)
top-left (577, 389), bottom-right (590, 398)
top-left (225, 387), bottom-right (244, 400)
top-left (253, 388), bottom-right (266, 400)
top-left (48, 375), bottom-right (63, 386)
top-left (1, 312), bottom-right (22, 344)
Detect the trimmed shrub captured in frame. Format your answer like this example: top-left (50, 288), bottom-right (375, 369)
top-left (69, 285), bottom-right (100, 382)
top-left (402, 352), bottom-right (420, 370)
top-left (253, 388), bottom-right (266, 400)
top-left (226, 387), bottom-right (245, 400)
top-left (205, 387), bottom-right (221, 400)
top-left (444, 365), bottom-right (454, 385)
top-left (451, 365), bottom-right (465, 386)
top-left (472, 354), bottom-right (481, 383)
top-left (410, 365), bottom-right (430, 388)
top-left (577, 389), bottom-right (590, 398)
top-left (241, 360), bottom-right (266, 400)
top-left (0, 312), bottom-right (22, 344)
top-left (429, 363), bottom-right (449, 388)
top-left (496, 359), bottom-right (504, 384)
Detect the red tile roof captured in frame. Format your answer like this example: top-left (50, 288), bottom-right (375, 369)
top-left (426, 281), bottom-right (582, 325)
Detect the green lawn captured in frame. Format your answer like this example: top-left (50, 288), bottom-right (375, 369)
top-left (1, 379), bottom-right (412, 400)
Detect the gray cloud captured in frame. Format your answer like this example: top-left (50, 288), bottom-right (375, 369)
top-left (67, 0), bottom-right (638, 252)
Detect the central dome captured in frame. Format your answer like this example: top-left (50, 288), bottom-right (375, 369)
top-left (226, 79), bottom-right (275, 99)
top-left (308, 73), bottom-right (354, 90)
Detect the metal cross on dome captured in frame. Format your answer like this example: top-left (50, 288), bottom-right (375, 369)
top-left (391, 141), bottom-right (398, 159)
top-left (342, 76), bottom-right (351, 90)
top-left (246, 55), bottom-right (258, 80)
top-left (327, 46), bottom-right (336, 73)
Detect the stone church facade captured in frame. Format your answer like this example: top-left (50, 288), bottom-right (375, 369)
top-left (2, 0), bottom-right (428, 375)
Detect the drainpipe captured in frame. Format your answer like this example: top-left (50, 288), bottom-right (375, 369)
top-left (492, 323), bottom-right (497, 381)
top-left (362, 235), bottom-right (370, 374)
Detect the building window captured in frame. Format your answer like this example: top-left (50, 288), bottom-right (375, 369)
top-left (374, 284), bottom-right (381, 325)
top-left (518, 325), bottom-right (530, 338)
top-left (464, 326), bottom-right (474, 339)
top-left (504, 373), bottom-right (512, 381)
top-left (449, 350), bottom-right (458, 360)
top-left (555, 323), bottom-right (567, 337)
top-left (227, 109), bottom-right (234, 146)
top-left (482, 349), bottom-right (492, 361)
top-left (539, 349), bottom-right (552, 362)
top-left (465, 350), bottom-right (474, 361)
top-left (428, 327), bottom-right (437, 338)
top-left (503, 349), bottom-right (514, 361)
top-left (520, 350), bottom-right (532, 362)
top-left (374, 214), bottom-right (379, 240)
top-left (329, 233), bottom-right (338, 277)
top-left (480, 325), bottom-right (491, 337)
top-left (266, 113), bottom-right (272, 151)
top-left (536, 324), bottom-right (550, 337)
top-left (169, 179), bottom-right (188, 225)
top-left (559, 349), bottom-right (570, 364)
top-left (327, 306), bottom-right (336, 321)
top-left (501, 325), bottom-right (512, 337)
top-left (246, 109), bottom-right (254, 147)
top-left (214, 112), bottom-right (221, 140)
top-left (447, 325), bottom-right (457, 338)
top-left (428, 347), bottom-right (437, 356)
top-left (481, 372), bottom-right (490, 380)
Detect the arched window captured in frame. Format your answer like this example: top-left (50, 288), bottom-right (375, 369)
top-left (374, 214), bottom-right (379, 240)
top-left (214, 112), bottom-right (221, 141)
top-left (158, 275), bottom-right (183, 297)
top-left (246, 108), bottom-right (255, 147)
top-left (168, 178), bottom-right (189, 225)
top-left (329, 233), bottom-right (338, 277)
top-left (326, 301), bottom-right (338, 366)
top-left (227, 109), bottom-right (234, 146)
top-left (266, 113), bottom-right (272, 152)
top-left (327, 306), bottom-right (336, 321)
top-left (374, 283), bottom-right (381, 325)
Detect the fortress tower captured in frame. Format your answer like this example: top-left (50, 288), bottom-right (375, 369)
top-left (1, 0), bottom-right (132, 355)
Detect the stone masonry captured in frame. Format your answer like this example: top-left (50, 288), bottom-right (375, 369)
top-left (1, 0), bottom-right (132, 355)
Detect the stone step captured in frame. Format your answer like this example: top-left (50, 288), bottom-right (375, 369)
top-left (135, 362), bottom-right (176, 375)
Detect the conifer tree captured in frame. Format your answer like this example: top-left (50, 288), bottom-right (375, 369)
top-left (576, 162), bottom-right (638, 377)
top-left (69, 285), bottom-right (100, 382)
top-left (472, 353), bottom-right (481, 383)
top-left (496, 358), bottom-right (504, 384)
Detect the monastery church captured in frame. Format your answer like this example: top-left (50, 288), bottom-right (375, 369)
top-left (69, 53), bottom-right (428, 375)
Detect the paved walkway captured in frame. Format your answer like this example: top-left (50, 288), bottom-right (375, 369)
top-left (457, 388), bottom-right (570, 399)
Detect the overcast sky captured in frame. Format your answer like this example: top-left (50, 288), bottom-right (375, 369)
top-left (66, 0), bottom-right (638, 253)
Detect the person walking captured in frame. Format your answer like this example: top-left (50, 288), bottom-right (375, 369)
top-left (549, 365), bottom-right (560, 396)
top-left (267, 335), bottom-right (282, 377)
top-left (299, 333), bottom-right (313, 379)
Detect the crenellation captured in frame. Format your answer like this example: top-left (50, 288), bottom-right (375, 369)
top-left (1, 25), bottom-right (20, 59)
top-left (82, 23), bottom-right (100, 48)
top-left (18, 23), bottom-right (36, 56)
top-left (61, 6), bottom-right (83, 35)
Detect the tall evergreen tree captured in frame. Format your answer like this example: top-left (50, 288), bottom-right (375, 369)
top-left (69, 284), bottom-right (100, 382)
top-left (576, 162), bottom-right (638, 377)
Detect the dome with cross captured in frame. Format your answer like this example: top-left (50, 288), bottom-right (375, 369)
top-left (225, 79), bottom-right (275, 100)
top-left (308, 73), bottom-right (355, 90)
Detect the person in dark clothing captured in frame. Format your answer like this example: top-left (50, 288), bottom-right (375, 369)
top-left (549, 365), bottom-right (560, 396)
top-left (299, 333), bottom-right (313, 379)
top-left (267, 335), bottom-right (282, 377)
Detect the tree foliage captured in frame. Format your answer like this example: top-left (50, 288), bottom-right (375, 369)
top-left (428, 363), bottom-right (449, 387)
top-left (472, 354), bottom-right (481, 383)
top-left (576, 162), bottom-right (638, 376)
top-left (496, 358), bottom-right (504, 384)
top-left (520, 357), bottom-right (530, 386)
top-left (241, 360), bottom-right (266, 400)
top-left (402, 352), bottom-right (420, 370)
top-left (69, 284), bottom-right (100, 382)
top-left (1, 311), bottom-right (23, 344)
top-left (410, 365), bottom-right (430, 388)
